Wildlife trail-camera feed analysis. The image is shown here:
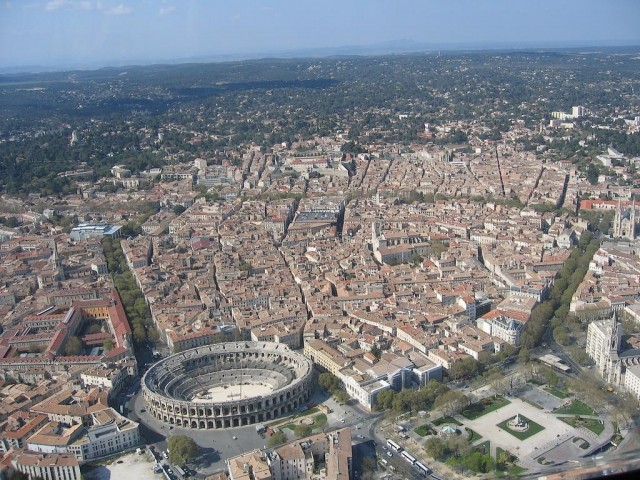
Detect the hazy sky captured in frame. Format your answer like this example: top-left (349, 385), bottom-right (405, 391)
top-left (1, 0), bottom-right (639, 69)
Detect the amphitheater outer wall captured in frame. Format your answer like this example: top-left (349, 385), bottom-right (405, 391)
top-left (141, 341), bottom-right (314, 429)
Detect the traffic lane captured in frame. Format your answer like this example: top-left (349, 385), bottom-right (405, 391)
top-left (383, 451), bottom-right (424, 479)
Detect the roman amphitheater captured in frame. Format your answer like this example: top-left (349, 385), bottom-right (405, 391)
top-left (141, 342), bottom-right (314, 429)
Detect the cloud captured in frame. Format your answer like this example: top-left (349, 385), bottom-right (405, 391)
top-left (44, 0), bottom-right (68, 11)
top-left (78, 0), bottom-right (95, 9)
top-left (1, 1), bottom-right (13, 8)
top-left (158, 5), bottom-right (175, 16)
top-left (105, 3), bottom-right (131, 15)
top-left (43, 0), bottom-right (101, 12)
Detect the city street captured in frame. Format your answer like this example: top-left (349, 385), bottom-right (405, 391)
top-left (128, 383), bottom-right (384, 476)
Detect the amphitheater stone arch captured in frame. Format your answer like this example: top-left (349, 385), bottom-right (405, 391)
top-left (141, 342), bottom-right (314, 430)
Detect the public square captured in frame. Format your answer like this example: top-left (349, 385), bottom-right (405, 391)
top-left (461, 397), bottom-right (572, 458)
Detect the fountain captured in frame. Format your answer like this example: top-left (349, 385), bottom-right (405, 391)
top-left (507, 414), bottom-right (529, 432)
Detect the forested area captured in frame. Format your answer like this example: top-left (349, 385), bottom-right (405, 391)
top-left (1, 49), bottom-right (638, 194)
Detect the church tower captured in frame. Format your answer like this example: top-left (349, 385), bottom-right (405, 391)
top-left (50, 239), bottom-right (64, 281)
top-left (614, 198), bottom-right (623, 238)
top-left (631, 199), bottom-right (636, 240)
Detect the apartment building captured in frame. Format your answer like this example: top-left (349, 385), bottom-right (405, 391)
top-left (12, 451), bottom-right (81, 480)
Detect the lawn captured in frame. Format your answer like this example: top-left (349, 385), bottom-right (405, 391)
top-left (465, 427), bottom-right (482, 443)
top-left (462, 396), bottom-right (511, 420)
top-left (415, 424), bottom-right (435, 437)
top-left (312, 414), bottom-right (327, 429)
top-left (545, 386), bottom-right (569, 399)
top-left (497, 414), bottom-right (545, 441)
top-left (281, 413), bottom-right (327, 432)
top-left (555, 399), bottom-right (595, 416)
top-left (495, 447), bottom-right (526, 475)
top-left (559, 416), bottom-right (605, 435)
top-left (508, 465), bottom-right (527, 476)
top-left (474, 440), bottom-right (490, 455)
top-left (432, 416), bottom-right (463, 426)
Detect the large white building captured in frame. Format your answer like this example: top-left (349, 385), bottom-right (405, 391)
top-left (477, 310), bottom-right (523, 346)
top-left (12, 451), bottom-right (81, 480)
top-left (585, 315), bottom-right (640, 399)
top-left (27, 409), bottom-right (140, 463)
top-left (586, 316), bottom-right (623, 385)
top-left (623, 365), bottom-right (640, 399)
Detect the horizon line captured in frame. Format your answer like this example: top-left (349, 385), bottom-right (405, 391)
top-left (2, 40), bottom-right (640, 76)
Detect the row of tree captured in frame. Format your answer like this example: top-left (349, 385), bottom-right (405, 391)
top-left (102, 238), bottom-right (158, 345)
top-left (519, 231), bottom-right (600, 349)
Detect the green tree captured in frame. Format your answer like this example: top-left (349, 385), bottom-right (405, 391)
top-left (64, 336), bottom-right (82, 356)
top-left (410, 252), bottom-right (424, 264)
top-left (461, 451), bottom-right (495, 473)
top-left (539, 366), bottom-right (559, 387)
top-left (570, 347), bottom-right (593, 367)
top-left (553, 326), bottom-right (569, 345)
top-left (375, 389), bottom-right (395, 410)
top-left (318, 373), bottom-right (341, 392)
top-left (133, 298), bottom-right (149, 319)
top-left (446, 435), bottom-right (470, 457)
top-left (267, 431), bottom-right (287, 448)
top-left (425, 437), bottom-right (448, 460)
top-left (587, 163), bottom-right (599, 185)
top-left (334, 390), bottom-right (350, 404)
top-left (370, 344), bottom-right (382, 360)
top-left (496, 449), bottom-right (513, 469)
top-left (173, 204), bottom-right (186, 215)
top-left (167, 435), bottom-right (199, 466)
top-left (448, 358), bottom-right (479, 380)
top-left (433, 390), bottom-right (469, 417)
top-left (578, 230), bottom-right (594, 250)
top-left (103, 338), bottom-right (113, 351)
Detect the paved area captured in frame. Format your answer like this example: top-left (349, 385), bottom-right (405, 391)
top-left (132, 391), bottom-right (266, 475)
top-left (85, 452), bottom-right (158, 480)
top-left (458, 397), bottom-right (574, 458)
top-left (519, 385), bottom-right (565, 411)
top-left (130, 385), bottom-right (377, 475)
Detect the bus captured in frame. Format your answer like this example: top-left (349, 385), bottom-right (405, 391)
top-left (386, 439), bottom-right (402, 452)
top-left (401, 451), bottom-right (416, 465)
top-left (416, 461), bottom-right (431, 477)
